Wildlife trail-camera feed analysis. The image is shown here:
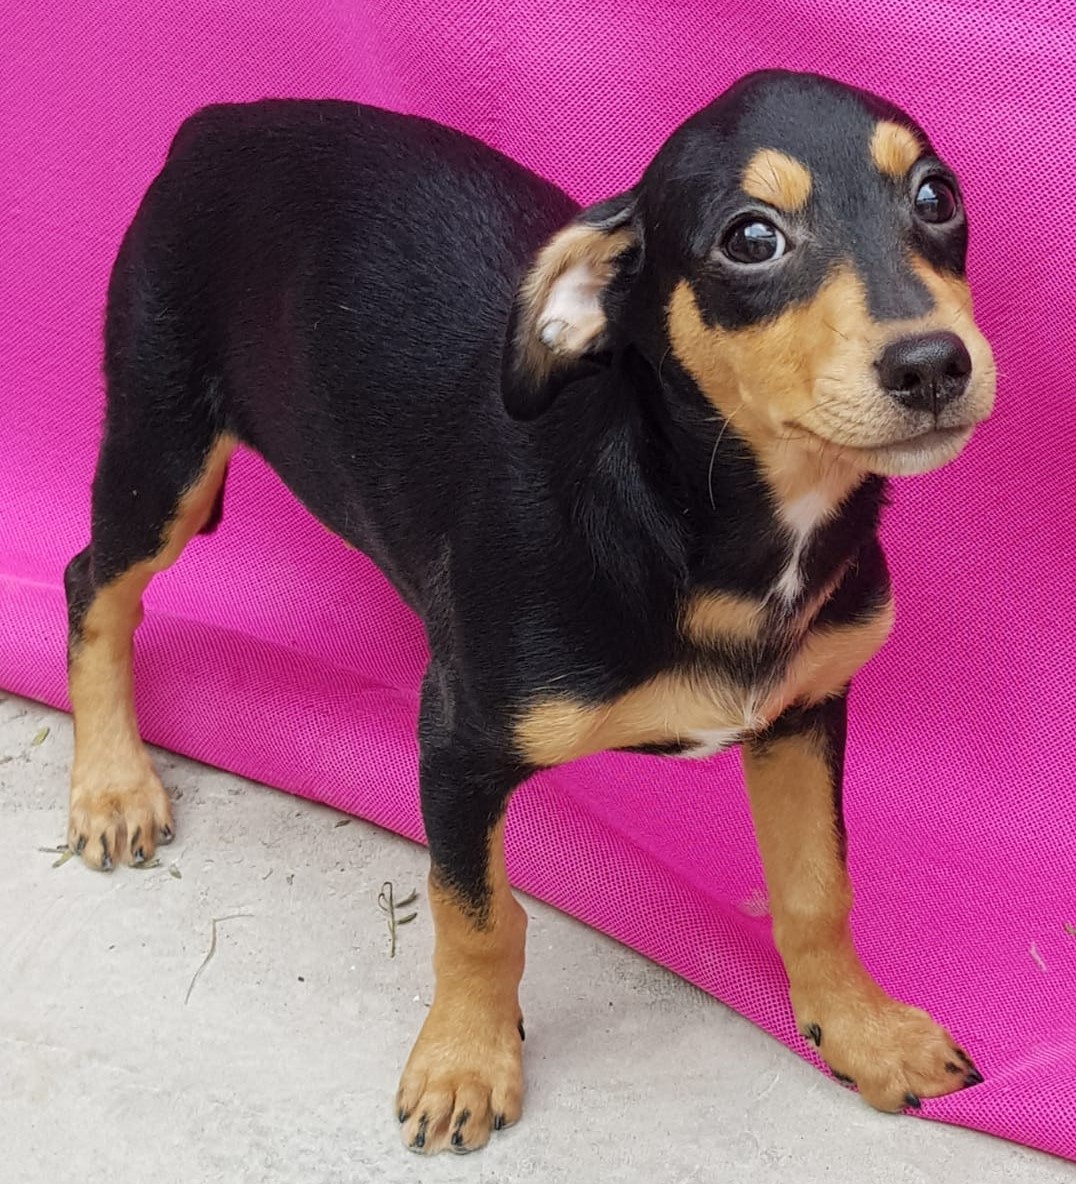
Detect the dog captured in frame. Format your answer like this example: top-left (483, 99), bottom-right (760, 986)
top-left (64, 69), bottom-right (995, 1154)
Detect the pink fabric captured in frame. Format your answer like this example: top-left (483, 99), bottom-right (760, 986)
top-left (3, 0), bottom-right (1074, 1160)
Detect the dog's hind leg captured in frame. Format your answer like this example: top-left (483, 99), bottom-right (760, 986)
top-left (65, 426), bottom-right (233, 870)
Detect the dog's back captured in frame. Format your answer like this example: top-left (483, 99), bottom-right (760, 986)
top-left (105, 100), bottom-right (577, 589)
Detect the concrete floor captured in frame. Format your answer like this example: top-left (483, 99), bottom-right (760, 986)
top-left (2, 692), bottom-right (1071, 1184)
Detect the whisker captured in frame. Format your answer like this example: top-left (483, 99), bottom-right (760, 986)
top-left (656, 346), bottom-right (673, 386)
top-left (707, 401), bottom-right (746, 510)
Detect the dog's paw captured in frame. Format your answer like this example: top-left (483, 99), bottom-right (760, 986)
top-left (396, 1008), bottom-right (524, 1154)
top-left (795, 986), bottom-right (982, 1111)
top-left (68, 772), bottom-right (174, 870)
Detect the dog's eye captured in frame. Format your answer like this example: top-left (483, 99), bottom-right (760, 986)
top-left (722, 219), bottom-right (788, 264)
top-left (914, 178), bottom-right (958, 224)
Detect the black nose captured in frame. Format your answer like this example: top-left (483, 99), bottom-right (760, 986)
top-left (877, 332), bottom-right (972, 414)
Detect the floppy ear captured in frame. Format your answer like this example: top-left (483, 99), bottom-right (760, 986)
top-left (501, 191), bottom-right (641, 420)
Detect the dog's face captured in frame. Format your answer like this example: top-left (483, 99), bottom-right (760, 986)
top-left (503, 71), bottom-right (996, 479)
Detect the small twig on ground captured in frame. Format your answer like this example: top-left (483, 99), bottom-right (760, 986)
top-left (39, 844), bottom-right (73, 868)
top-left (30, 727), bottom-right (50, 747)
top-left (333, 817), bottom-right (351, 829)
top-left (1029, 943), bottom-right (1048, 972)
top-left (377, 882), bottom-right (418, 958)
top-left (184, 913), bottom-right (253, 1005)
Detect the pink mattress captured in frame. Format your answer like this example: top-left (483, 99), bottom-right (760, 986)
top-left (3, 0), bottom-right (1074, 1161)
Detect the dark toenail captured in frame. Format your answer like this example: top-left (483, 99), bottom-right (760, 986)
top-left (74, 836), bottom-right (86, 854)
top-left (518, 1020), bottom-right (526, 1042)
top-left (452, 1109), bottom-right (470, 1132)
top-left (398, 1109), bottom-right (408, 1124)
top-left (100, 838), bottom-right (112, 871)
top-left (451, 1132), bottom-right (463, 1146)
top-left (963, 1070), bottom-right (984, 1087)
top-left (945, 1061), bottom-right (962, 1075)
top-left (904, 1093), bottom-right (921, 1109)
top-left (805, 1024), bottom-right (822, 1047)
top-left (132, 847), bottom-right (145, 864)
top-left (493, 1114), bottom-right (506, 1131)
top-left (411, 1115), bottom-right (427, 1149)
top-left (159, 826), bottom-right (174, 843)
top-left (833, 1071), bottom-right (855, 1086)
top-left (954, 1048), bottom-right (972, 1067)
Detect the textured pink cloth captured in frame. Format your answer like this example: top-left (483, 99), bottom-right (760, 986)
top-left (3, 0), bottom-right (1074, 1160)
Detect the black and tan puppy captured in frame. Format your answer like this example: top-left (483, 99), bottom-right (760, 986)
top-left (64, 70), bottom-right (994, 1154)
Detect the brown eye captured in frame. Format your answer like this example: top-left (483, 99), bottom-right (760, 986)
top-left (915, 178), bottom-right (958, 224)
top-left (722, 219), bottom-right (788, 264)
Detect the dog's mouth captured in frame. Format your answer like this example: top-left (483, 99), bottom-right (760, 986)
top-left (797, 423), bottom-right (977, 476)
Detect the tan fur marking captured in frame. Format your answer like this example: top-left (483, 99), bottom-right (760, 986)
top-left (397, 818), bottom-right (527, 1154)
top-left (742, 148), bottom-right (813, 212)
top-left (742, 710), bottom-right (968, 1109)
top-left (515, 599), bottom-right (895, 768)
top-left (67, 438), bottom-right (234, 868)
top-left (515, 222), bottom-right (635, 382)
top-left (515, 670), bottom-right (751, 767)
top-left (762, 599), bottom-right (895, 717)
top-left (870, 121), bottom-right (921, 178)
top-left (682, 591), bottom-right (766, 645)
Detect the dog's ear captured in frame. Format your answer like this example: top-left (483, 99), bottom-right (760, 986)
top-left (501, 191), bottom-right (641, 420)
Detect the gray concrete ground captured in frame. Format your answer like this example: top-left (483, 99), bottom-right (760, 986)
top-left (2, 691), bottom-right (1072, 1184)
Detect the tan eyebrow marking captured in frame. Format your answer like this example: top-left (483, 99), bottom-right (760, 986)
top-left (870, 120), bottom-right (921, 178)
top-left (741, 149), bottom-right (813, 212)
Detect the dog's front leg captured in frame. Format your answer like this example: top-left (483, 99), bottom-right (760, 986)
top-left (741, 693), bottom-right (982, 1110)
top-left (396, 672), bottom-right (527, 1155)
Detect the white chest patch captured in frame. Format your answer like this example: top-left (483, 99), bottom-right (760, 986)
top-left (678, 726), bottom-right (747, 760)
top-left (773, 489), bottom-right (835, 604)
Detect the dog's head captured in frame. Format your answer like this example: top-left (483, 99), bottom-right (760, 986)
top-left (502, 70), bottom-right (996, 479)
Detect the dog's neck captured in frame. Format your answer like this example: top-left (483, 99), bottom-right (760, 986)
top-left (618, 349), bottom-right (886, 603)
top-left (522, 350), bottom-right (886, 613)
top-left (670, 361), bottom-right (881, 582)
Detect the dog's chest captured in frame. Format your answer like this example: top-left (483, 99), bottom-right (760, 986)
top-left (514, 493), bottom-right (890, 770)
top-left (513, 595), bottom-right (892, 769)
top-left (672, 497), bottom-right (841, 757)
top-left (772, 489), bottom-right (834, 604)
top-left (666, 636), bottom-right (806, 760)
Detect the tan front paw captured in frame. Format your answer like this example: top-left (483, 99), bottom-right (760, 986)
top-left (396, 1005), bottom-right (525, 1155)
top-left (68, 770), bottom-right (174, 871)
top-left (794, 986), bottom-right (983, 1111)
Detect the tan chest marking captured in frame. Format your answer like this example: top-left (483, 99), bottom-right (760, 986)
top-left (513, 599), bottom-right (894, 768)
top-left (681, 591), bottom-right (766, 643)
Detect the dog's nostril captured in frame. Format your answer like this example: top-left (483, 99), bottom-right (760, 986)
top-left (877, 331), bottom-right (972, 413)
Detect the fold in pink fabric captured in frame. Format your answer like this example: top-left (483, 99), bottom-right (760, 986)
top-left (3, 0), bottom-right (1073, 1160)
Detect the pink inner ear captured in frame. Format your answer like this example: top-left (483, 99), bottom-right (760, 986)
top-left (538, 262), bottom-right (608, 354)
top-left (2, 1), bottom-right (1075, 1165)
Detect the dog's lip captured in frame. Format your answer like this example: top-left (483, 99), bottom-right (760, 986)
top-left (855, 424), bottom-right (974, 455)
top-left (796, 423), bottom-right (974, 456)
